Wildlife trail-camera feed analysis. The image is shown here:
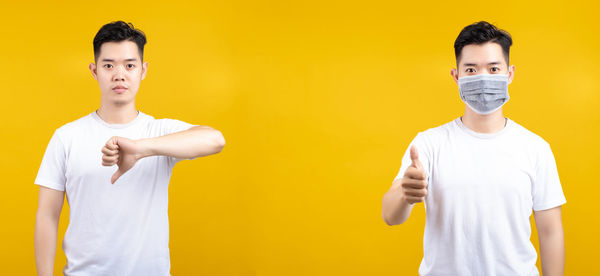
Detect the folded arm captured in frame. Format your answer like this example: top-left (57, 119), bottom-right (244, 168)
top-left (137, 125), bottom-right (225, 160)
top-left (102, 125), bottom-right (226, 183)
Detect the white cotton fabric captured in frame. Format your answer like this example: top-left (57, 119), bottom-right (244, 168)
top-left (35, 110), bottom-right (196, 276)
top-left (394, 117), bottom-right (566, 276)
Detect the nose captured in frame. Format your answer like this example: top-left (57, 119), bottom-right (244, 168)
top-left (112, 65), bottom-right (126, 82)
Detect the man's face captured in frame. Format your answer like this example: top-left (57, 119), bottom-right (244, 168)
top-left (450, 41), bottom-right (515, 84)
top-left (89, 41), bottom-right (148, 106)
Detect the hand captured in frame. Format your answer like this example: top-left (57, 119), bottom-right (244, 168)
top-left (401, 145), bottom-right (428, 204)
top-left (101, 136), bottom-right (144, 184)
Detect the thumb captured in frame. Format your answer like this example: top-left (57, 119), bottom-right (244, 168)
top-left (410, 145), bottom-right (423, 169)
top-left (111, 169), bottom-right (124, 184)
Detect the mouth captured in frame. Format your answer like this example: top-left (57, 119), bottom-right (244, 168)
top-left (112, 86), bottom-right (128, 93)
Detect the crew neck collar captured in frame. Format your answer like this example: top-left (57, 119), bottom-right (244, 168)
top-left (91, 110), bottom-right (145, 129)
top-left (455, 116), bottom-right (513, 139)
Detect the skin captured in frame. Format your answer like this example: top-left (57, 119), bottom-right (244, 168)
top-left (381, 41), bottom-right (564, 275)
top-left (34, 40), bottom-right (225, 275)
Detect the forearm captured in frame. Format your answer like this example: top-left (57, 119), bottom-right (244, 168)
top-left (382, 182), bottom-right (414, 225)
top-left (138, 126), bottom-right (225, 160)
top-left (538, 228), bottom-right (565, 276)
top-left (34, 215), bottom-right (59, 276)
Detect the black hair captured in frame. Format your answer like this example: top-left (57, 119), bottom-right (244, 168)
top-left (454, 21), bottom-right (512, 66)
top-left (93, 21), bottom-right (147, 62)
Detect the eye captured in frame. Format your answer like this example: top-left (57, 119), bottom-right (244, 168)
top-left (127, 64), bottom-right (135, 69)
top-left (104, 64), bottom-right (113, 69)
top-left (491, 67), bottom-right (500, 72)
top-left (465, 68), bottom-right (475, 73)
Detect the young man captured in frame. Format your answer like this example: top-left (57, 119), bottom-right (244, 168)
top-left (382, 21), bottom-right (566, 276)
top-left (34, 21), bottom-right (225, 275)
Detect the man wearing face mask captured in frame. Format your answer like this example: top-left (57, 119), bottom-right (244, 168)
top-left (382, 21), bottom-right (566, 276)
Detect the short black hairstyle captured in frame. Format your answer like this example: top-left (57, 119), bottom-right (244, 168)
top-left (454, 21), bottom-right (512, 66)
top-left (93, 21), bottom-right (147, 62)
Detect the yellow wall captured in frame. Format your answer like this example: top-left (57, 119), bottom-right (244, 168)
top-left (1, 0), bottom-right (598, 275)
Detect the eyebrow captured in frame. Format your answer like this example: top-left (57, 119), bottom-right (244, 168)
top-left (463, 61), bottom-right (502, 67)
top-left (101, 58), bottom-right (138, 62)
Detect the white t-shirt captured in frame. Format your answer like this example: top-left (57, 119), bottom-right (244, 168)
top-left (35, 110), bottom-right (196, 276)
top-left (394, 117), bottom-right (566, 276)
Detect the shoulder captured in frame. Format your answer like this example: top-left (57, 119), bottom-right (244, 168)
top-left (140, 111), bottom-right (189, 125)
top-left (508, 119), bottom-right (551, 148)
top-left (407, 119), bottom-right (457, 157)
top-left (52, 112), bottom-right (96, 141)
top-left (148, 117), bottom-right (192, 129)
top-left (507, 119), bottom-right (556, 165)
top-left (143, 113), bottom-right (196, 136)
top-left (416, 118), bottom-right (457, 143)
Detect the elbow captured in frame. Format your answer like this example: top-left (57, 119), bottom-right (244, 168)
top-left (382, 194), bottom-right (407, 226)
top-left (383, 216), bottom-right (394, 226)
top-left (382, 210), bottom-right (404, 226)
top-left (189, 126), bottom-right (226, 157)
top-left (212, 130), bottom-right (225, 153)
top-left (538, 225), bottom-right (564, 240)
top-left (35, 209), bottom-right (61, 228)
top-left (383, 216), bottom-right (403, 226)
top-left (198, 129), bottom-right (225, 156)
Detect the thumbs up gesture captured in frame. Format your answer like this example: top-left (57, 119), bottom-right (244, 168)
top-left (401, 145), bottom-right (428, 204)
top-left (101, 136), bottom-right (143, 184)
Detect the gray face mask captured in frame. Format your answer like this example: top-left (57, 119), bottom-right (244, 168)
top-left (458, 74), bottom-right (509, 115)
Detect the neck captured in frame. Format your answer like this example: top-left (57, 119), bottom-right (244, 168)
top-left (461, 106), bottom-right (506, 133)
top-left (96, 101), bottom-right (139, 124)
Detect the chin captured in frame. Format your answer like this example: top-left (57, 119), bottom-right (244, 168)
top-left (111, 99), bottom-right (134, 106)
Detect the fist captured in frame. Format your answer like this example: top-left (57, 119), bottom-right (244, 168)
top-left (101, 136), bottom-right (142, 184)
top-left (401, 145), bottom-right (427, 204)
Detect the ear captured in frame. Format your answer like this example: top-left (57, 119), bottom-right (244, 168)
top-left (141, 61), bottom-right (148, 80)
top-left (450, 68), bottom-right (459, 85)
top-left (507, 64), bottom-right (515, 85)
top-left (89, 63), bottom-right (98, 80)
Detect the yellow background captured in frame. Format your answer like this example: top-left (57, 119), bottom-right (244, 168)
top-left (1, 0), bottom-right (599, 275)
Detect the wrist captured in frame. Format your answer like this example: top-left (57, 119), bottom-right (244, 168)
top-left (136, 138), bottom-right (156, 160)
top-left (399, 193), bottom-right (417, 207)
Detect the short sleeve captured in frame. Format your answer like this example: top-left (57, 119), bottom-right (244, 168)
top-left (393, 132), bottom-right (431, 183)
top-left (34, 130), bottom-right (67, 191)
top-left (157, 118), bottom-right (197, 166)
top-left (532, 143), bottom-right (566, 211)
